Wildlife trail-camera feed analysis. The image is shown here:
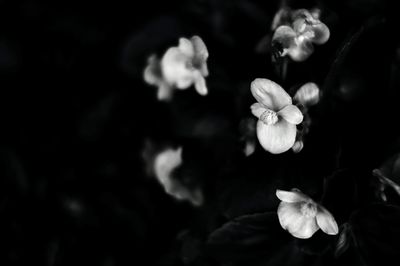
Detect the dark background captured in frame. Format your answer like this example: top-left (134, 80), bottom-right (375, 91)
top-left (1, 0), bottom-right (399, 265)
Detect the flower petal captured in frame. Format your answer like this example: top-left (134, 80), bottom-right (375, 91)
top-left (157, 83), bottom-right (173, 101)
top-left (311, 23), bottom-right (330, 45)
top-left (272, 25), bottom-right (297, 51)
top-left (287, 39), bottom-right (314, 62)
top-left (294, 82), bottom-right (320, 106)
top-left (191, 35), bottom-right (209, 62)
top-left (278, 104), bottom-right (303, 125)
top-left (316, 205), bottom-right (339, 235)
top-left (292, 140), bottom-right (304, 153)
top-left (194, 73), bottom-right (208, 96)
top-left (144, 55), bottom-right (161, 85)
top-left (250, 102), bottom-right (266, 118)
top-left (161, 47), bottom-right (194, 88)
top-left (250, 78), bottom-right (292, 111)
top-left (154, 147), bottom-right (183, 184)
top-left (256, 118), bottom-right (297, 154)
top-left (277, 202), bottom-right (319, 239)
top-left (276, 189), bottom-right (310, 203)
top-left (178, 37), bottom-right (195, 57)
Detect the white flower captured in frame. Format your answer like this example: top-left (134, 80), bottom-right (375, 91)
top-left (272, 9), bottom-right (330, 62)
top-left (154, 147), bottom-right (203, 206)
top-left (276, 189), bottom-right (339, 239)
top-left (250, 78), bottom-right (303, 154)
top-left (144, 36), bottom-right (209, 101)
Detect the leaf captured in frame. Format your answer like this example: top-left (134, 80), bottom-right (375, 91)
top-left (350, 204), bottom-right (400, 266)
top-left (206, 212), bottom-right (291, 262)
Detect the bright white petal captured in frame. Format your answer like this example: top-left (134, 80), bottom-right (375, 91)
top-left (278, 104), bottom-right (303, 125)
top-left (294, 82), bottom-right (320, 106)
top-left (161, 47), bottom-right (194, 88)
top-left (250, 102), bottom-right (267, 118)
top-left (256, 119), bottom-right (297, 154)
top-left (178, 37), bottom-right (195, 57)
top-left (277, 202), bottom-right (319, 239)
top-left (250, 78), bottom-right (292, 111)
top-left (194, 73), bottom-right (208, 96)
top-left (276, 189), bottom-right (310, 203)
top-left (316, 205), bottom-right (339, 235)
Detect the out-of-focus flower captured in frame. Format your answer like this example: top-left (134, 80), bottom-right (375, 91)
top-left (373, 152), bottom-right (400, 202)
top-left (250, 78), bottom-right (303, 154)
top-left (290, 82), bottom-right (321, 153)
top-left (294, 82), bottom-right (321, 106)
top-left (144, 36), bottom-right (209, 101)
top-left (272, 9), bottom-right (330, 62)
top-left (154, 147), bottom-right (203, 206)
top-left (276, 189), bottom-right (339, 239)
top-left (239, 118), bottom-right (257, 156)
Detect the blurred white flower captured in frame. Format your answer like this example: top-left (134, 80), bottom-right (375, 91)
top-left (294, 82), bottom-right (321, 106)
top-left (144, 36), bottom-right (209, 101)
top-left (154, 147), bottom-right (203, 206)
top-left (276, 189), bottom-right (339, 239)
top-left (144, 55), bottom-right (173, 100)
top-left (272, 9), bottom-right (330, 62)
top-left (250, 78), bottom-right (303, 154)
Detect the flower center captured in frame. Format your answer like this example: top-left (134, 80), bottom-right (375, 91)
top-left (300, 201), bottom-right (318, 218)
top-left (259, 109), bottom-right (279, 125)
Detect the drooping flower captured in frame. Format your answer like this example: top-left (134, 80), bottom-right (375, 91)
top-left (276, 189), bottom-right (339, 239)
top-left (272, 9), bottom-right (330, 62)
top-left (250, 78), bottom-right (303, 154)
top-left (291, 82), bottom-right (321, 153)
top-left (144, 36), bottom-right (209, 101)
top-left (154, 147), bottom-right (203, 206)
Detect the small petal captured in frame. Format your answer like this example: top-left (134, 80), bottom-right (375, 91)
top-left (294, 82), bottom-right (320, 106)
top-left (154, 147), bottom-right (183, 184)
top-left (278, 105), bottom-right (303, 125)
top-left (278, 202), bottom-right (319, 239)
top-left (311, 23), bottom-right (330, 45)
top-left (191, 36), bottom-right (209, 62)
top-left (194, 73), bottom-right (208, 96)
top-left (178, 37), bottom-right (195, 57)
top-left (292, 140), bottom-right (304, 153)
top-left (144, 55), bottom-right (161, 85)
top-left (244, 140), bottom-right (256, 156)
top-left (272, 25), bottom-right (297, 51)
top-left (161, 47), bottom-right (194, 88)
top-left (316, 205), bottom-right (339, 235)
top-left (276, 189), bottom-right (309, 203)
top-left (250, 102), bottom-right (267, 118)
top-left (287, 39), bottom-right (314, 62)
top-left (256, 119), bottom-right (297, 154)
top-left (251, 78), bottom-right (292, 111)
top-left (157, 83), bottom-right (173, 101)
